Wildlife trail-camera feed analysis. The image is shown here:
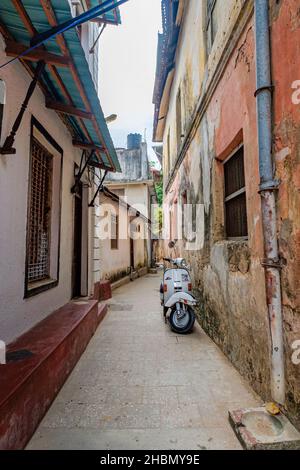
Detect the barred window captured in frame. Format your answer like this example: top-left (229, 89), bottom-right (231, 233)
top-left (27, 138), bottom-right (53, 283)
top-left (224, 146), bottom-right (248, 239)
top-left (111, 213), bottom-right (119, 250)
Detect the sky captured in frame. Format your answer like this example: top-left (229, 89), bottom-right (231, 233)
top-left (99, 0), bottom-right (162, 162)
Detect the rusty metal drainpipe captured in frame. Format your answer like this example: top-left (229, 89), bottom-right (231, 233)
top-left (254, 0), bottom-right (285, 405)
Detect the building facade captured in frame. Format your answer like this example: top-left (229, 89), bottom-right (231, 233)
top-left (99, 186), bottom-right (151, 283)
top-left (153, 0), bottom-right (300, 427)
top-left (100, 135), bottom-right (155, 282)
top-left (0, 1), bottom-right (121, 343)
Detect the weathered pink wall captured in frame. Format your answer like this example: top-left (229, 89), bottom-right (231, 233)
top-left (271, 0), bottom-right (300, 425)
top-left (160, 0), bottom-right (300, 427)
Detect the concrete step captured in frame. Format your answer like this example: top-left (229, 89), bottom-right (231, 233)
top-left (0, 300), bottom-right (107, 450)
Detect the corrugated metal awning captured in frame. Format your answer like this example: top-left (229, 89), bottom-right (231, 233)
top-left (90, 0), bottom-right (121, 25)
top-left (0, 0), bottom-right (121, 172)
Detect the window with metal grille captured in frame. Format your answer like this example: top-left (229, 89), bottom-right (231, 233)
top-left (111, 213), bottom-right (119, 250)
top-left (224, 146), bottom-right (248, 239)
top-left (207, 0), bottom-right (218, 51)
top-left (27, 138), bottom-right (53, 283)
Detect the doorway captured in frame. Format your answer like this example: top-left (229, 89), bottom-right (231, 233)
top-left (72, 181), bottom-right (83, 298)
top-left (130, 236), bottom-right (135, 270)
top-left (130, 221), bottom-right (135, 270)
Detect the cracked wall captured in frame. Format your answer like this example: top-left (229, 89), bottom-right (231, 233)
top-left (270, 0), bottom-right (300, 426)
top-left (160, 0), bottom-right (300, 427)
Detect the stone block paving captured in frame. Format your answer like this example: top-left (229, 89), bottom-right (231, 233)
top-left (27, 274), bottom-right (261, 450)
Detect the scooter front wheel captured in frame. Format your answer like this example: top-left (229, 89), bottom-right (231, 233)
top-left (169, 305), bottom-right (195, 334)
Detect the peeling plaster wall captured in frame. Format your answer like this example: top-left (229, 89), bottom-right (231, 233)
top-left (160, 0), bottom-right (300, 423)
top-left (107, 143), bottom-right (150, 183)
top-left (270, 0), bottom-right (300, 426)
top-left (163, 0), bottom-right (205, 186)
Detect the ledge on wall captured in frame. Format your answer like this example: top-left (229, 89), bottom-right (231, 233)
top-left (0, 300), bottom-right (107, 450)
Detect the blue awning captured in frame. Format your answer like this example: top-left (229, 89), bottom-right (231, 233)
top-left (0, 0), bottom-right (121, 172)
top-left (91, 0), bottom-right (122, 25)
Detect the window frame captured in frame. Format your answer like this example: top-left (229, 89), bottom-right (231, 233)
top-left (223, 143), bottom-right (248, 241)
top-left (24, 117), bottom-right (63, 298)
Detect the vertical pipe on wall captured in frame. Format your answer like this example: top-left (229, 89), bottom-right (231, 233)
top-left (254, 0), bottom-right (285, 404)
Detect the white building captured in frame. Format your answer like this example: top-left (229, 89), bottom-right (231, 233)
top-left (0, 1), bottom-right (121, 343)
top-left (100, 135), bottom-right (156, 282)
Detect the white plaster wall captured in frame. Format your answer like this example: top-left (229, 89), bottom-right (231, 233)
top-left (126, 185), bottom-right (151, 268)
top-left (105, 182), bottom-right (152, 269)
top-left (132, 220), bottom-right (147, 269)
top-left (0, 39), bottom-right (92, 343)
top-left (99, 195), bottom-right (131, 280)
top-left (100, 236), bottom-right (131, 280)
top-left (126, 184), bottom-right (150, 219)
top-left (106, 183), bottom-right (151, 219)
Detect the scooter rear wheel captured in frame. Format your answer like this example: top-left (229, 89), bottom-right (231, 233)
top-left (169, 306), bottom-right (195, 334)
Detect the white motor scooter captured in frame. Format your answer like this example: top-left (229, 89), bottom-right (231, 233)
top-left (159, 257), bottom-right (197, 334)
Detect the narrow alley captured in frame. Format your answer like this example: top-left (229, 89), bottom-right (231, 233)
top-left (27, 274), bottom-right (260, 451)
top-left (1, 0), bottom-right (300, 457)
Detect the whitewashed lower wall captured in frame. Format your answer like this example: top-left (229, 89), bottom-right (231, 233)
top-left (0, 38), bottom-right (94, 343)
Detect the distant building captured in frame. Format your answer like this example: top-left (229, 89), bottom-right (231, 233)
top-left (100, 136), bottom-right (156, 282)
top-left (127, 133), bottom-right (142, 150)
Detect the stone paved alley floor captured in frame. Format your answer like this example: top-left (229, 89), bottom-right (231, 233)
top-left (28, 274), bottom-right (261, 450)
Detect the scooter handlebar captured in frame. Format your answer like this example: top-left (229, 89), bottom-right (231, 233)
top-left (163, 257), bottom-right (172, 263)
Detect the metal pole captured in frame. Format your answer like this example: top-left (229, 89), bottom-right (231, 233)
top-left (254, 0), bottom-right (285, 405)
top-left (90, 24), bottom-right (107, 54)
top-left (71, 151), bottom-right (94, 194)
top-left (30, 0), bottom-right (129, 48)
top-left (89, 170), bottom-right (108, 207)
top-left (0, 61), bottom-right (45, 154)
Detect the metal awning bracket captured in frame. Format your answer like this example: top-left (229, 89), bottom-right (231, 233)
top-left (0, 61), bottom-right (45, 155)
top-left (30, 0), bottom-right (128, 50)
top-left (71, 150), bottom-right (95, 194)
top-left (89, 170), bottom-right (108, 207)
